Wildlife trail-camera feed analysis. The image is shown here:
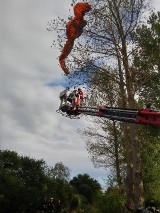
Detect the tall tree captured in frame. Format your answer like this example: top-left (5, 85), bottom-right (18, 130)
top-left (52, 0), bottom-right (151, 210)
top-left (46, 162), bottom-right (71, 182)
top-left (133, 11), bottom-right (160, 108)
top-left (70, 173), bottom-right (102, 204)
top-left (133, 11), bottom-right (160, 201)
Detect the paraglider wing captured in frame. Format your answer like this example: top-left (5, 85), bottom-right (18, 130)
top-left (59, 2), bottom-right (91, 75)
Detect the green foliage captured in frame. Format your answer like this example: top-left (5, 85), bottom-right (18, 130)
top-left (95, 187), bottom-right (125, 213)
top-left (137, 126), bottom-right (160, 200)
top-left (0, 150), bottom-right (107, 212)
top-left (0, 150), bottom-right (73, 212)
top-left (133, 11), bottom-right (160, 108)
top-left (133, 11), bottom-right (160, 201)
top-left (70, 194), bottom-right (81, 211)
top-left (70, 173), bottom-right (102, 204)
top-left (0, 150), bottom-right (46, 212)
top-left (46, 162), bottom-right (71, 181)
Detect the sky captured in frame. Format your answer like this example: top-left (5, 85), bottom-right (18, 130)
top-left (1, 0), bottom-right (160, 187)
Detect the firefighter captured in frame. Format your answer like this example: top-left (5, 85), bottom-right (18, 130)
top-left (67, 89), bottom-right (78, 106)
top-left (78, 88), bottom-right (84, 106)
top-left (59, 87), bottom-right (69, 106)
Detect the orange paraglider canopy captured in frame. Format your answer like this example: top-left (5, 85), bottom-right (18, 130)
top-left (59, 2), bottom-right (91, 75)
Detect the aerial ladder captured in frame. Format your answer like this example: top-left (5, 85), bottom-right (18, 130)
top-left (57, 97), bottom-right (160, 126)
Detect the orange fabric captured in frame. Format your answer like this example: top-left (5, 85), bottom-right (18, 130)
top-left (59, 2), bottom-right (91, 75)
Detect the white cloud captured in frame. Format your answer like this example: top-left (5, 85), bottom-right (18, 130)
top-left (153, 0), bottom-right (160, 11)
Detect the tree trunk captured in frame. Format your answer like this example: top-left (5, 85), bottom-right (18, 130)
top-left (115, 40), bottom-right (135, 209)
top-left (130, 124), bottom-right (144, 208)
top-left (113, 120), bottom-right (123, 187)
top-left (122, 38), bottom-right (144, 209)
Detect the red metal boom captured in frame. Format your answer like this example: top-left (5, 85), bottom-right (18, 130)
top-left (58, 103), bottom-right (160, 126)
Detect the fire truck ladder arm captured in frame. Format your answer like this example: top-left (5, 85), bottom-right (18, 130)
top-left (58, 104), bottom-right (160, 126)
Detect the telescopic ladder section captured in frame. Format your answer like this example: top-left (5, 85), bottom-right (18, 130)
top-left (59, 105), bottom-right (160, 126)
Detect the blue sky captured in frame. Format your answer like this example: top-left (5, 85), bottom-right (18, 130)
top-left (1, 0), bottom-right (160, 187)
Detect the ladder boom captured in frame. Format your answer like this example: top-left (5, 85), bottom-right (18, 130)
top-left (58, 104), bottom-right (160, 126)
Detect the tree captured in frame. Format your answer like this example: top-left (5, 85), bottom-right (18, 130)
top-left (46, 162), bottom-right (71, 182)
top-left (97, 186), bottom-right (126, 213)
top-left (52, 0), bottom-right (156, 210)
top-left (0, 150), bottom-right (47, 212)
top-left (45, 162), bottom-right (72, 209)
top-left (79, 71), bottom-right (126, 190)
top-left (70, 173), bottom-right (102, 204)
top-left (133, 11), bottom-right (160, 108)
top-left (70, 194), bottom-right (81, 212)
top-left (80, 121), bottom-right (124, 188)
top-left (130, 12), bottom-right (160, 203)
top-left (0, 150), bottom-right (77, 212)
top-left (140, 128), bottom-right (160, 200)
